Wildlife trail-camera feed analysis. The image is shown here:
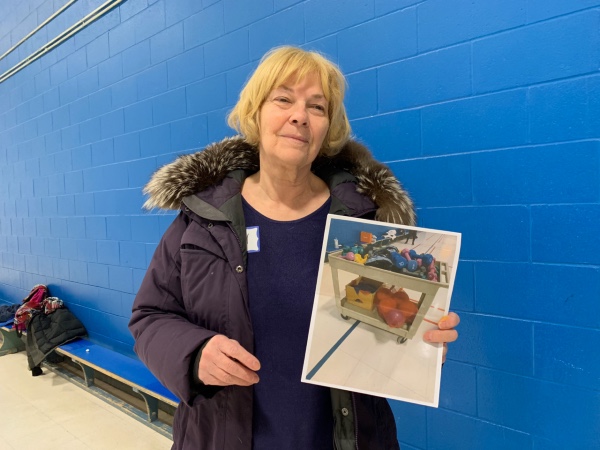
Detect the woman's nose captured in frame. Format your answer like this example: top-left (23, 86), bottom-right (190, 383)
top-left (289, 104), bottom-right (308, 125)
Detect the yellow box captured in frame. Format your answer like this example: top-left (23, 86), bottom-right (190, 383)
top-left (345, 277), bottom-right (382, 311)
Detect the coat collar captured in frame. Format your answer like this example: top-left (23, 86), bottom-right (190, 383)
top-left (143, 136), bottom-right (415, 226)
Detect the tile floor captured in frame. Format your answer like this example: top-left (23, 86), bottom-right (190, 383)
top-left (0, 351), bottom-right (172, 450)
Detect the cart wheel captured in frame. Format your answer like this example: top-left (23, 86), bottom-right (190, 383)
top-left (397, 336), bottom-right (407, 344)
top-left (341, 314), bottom-right (349, 320)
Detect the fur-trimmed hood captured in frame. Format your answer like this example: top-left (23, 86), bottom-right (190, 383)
top-left (143, 136), bottom-right (415, 225)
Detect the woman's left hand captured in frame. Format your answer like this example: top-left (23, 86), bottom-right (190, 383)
top-left (423, 312), bottom-right (460, 364)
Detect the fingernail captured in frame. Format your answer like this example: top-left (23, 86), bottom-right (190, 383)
top-left (438, 316), bottom-right (450, 328)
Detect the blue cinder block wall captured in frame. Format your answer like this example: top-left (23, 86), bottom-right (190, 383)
top-left (1, 0), bottom-right (598, 448)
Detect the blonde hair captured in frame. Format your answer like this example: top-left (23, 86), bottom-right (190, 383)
top-left (228, 46), bottom-right (351, 156)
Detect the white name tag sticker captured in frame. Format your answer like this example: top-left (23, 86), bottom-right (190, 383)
top-left (246, 226), bottom-right (260, 253)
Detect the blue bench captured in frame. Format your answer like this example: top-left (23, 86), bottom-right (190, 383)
top-left (0, 324), bottom-right (25, 356)
top-left (53, 339), bottom-right (179, 437)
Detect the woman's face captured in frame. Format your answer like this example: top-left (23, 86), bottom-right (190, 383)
top-left (258, 73), bottom-right (330, 171)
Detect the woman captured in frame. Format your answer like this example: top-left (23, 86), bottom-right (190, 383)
top-left (129, 46), bottom-right (459, 450)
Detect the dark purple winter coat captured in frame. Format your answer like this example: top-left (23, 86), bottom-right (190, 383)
top-left (129, 137), bottom-right (415, 450)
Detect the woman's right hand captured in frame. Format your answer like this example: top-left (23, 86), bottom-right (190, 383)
top-left (198, 335), bottom-right (261, 386)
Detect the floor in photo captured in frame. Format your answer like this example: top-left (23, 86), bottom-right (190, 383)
top-left (0, 351), bottom-right (172, 450)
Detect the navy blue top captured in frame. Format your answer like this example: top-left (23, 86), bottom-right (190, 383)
top-left (243, 197), bottom-right (333, 450)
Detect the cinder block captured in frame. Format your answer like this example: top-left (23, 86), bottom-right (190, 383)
top-left (207, 109), bottom-right (233, 143)
top-left (48, 174), bottom-right (65, 196)
top-left (532, 205), bottom-right (600, 265)
top-left (53, 105), bottom-right (71, 130)
top-left (100, 110), bottom-right (124, 140)
top-left (71, 145), bottom-right (92, 170)
top-left (418, 0), bottom-right (525, 52)
top-left (225, 62), bottom-right (256, 106)
top-left (44, 238), bottom-right (62, 258)
top-left (165, 0), bottom-right (204, 27)
top-left (428, 408), bottom-right (532, 449)
top-left (98, 55), bottom-right (123, 88)
top-left (186, 74), bottom-right (227, 115)
top-left (129, 215), bottom-right (160, 243)
top-left (167, 46), bottom-right (205, 89)
top-left (87, 34), bottom-right (110, 68)
top-left (112, 77), bottom-right (138, 109)
top-left (529, 76), bottom-right (599, 144)
top-left (477, 368), bottom-right (600, 446)
top-left (64, 170), bottom-right (84, 194)
top-left (137, 63), bottom-right (168, 100)
top-left (69, 259), bottom-right (88, 283)
top-left (109, 20), bottom-right (137, 56)
top-left (60, 238), bottom-right (78, 260)
top-left (248, 6), bottom-right (304, 61)
top-left (49, 59), bottom-right (68, 87)
top-left (88, 262), bottom-right (110, 288)
top-left (151, 23), bottom-right (184, 64)
top-left (170, 115), bottom-right (208, 152)
top-left (183, 3), bottom-right (224, 49)
top-left (67, 217), bottom-right (86, 239)
top-left (472, 142), bottom-right (599, 205)
top-left (77, 68), bottom-right (100, 97)
top-left (418, 206), bottom-right (529, 261)
top-left (53, 258), bottom-right (70, 280)
top-left (140, 124), bottom-right (170, 157)
top-left (61, 124), bottom-right (81, 150)
top-left (127, 157), bottom-right (158, 189)
top-left (97, 240), bottom-right (120, 265)
top-left (223, 0), bottom-right (273, 32)
top-left (473, 11), bottom-right (600, 93)
top-left (108, 265), bottom-right (134, 293)
top-left (451, 312), bottom-right (533, 375)
top-left (305, 0), bottom-right (374, 41)
top-left (122, 40), bottom-right (152, 78)
top-left (389, 401), bottom-right (427, 449)
top-left (132, 1), bottom-right (166, 43)
top-left (421, 89), bottom-right (529, 155)
top-left (124, 99), bottom-right (153, 133)
top-left (387, 154), bottom-right (472, 208)
top-left (345, 70), bottom-right (377, 120)
top-left (152, 88), bottom-right (187, 125)
top-left (85, 217), bottom-right (107, 240)
top-left (438, 361), bottom-right (477, 415)
top-left (107, 216), bottom-right (132, 241)
top-left (57, 195), bottom-right (76, 216)
top-left (90, 139), bottom-right (114, 167)
top-left (204, 30), bottom-right (249, 77)
top-left (339, 9), bottom-right (417, 73)
top-left (378, 44), bottom-right (471, 112)
top-left (34, 69), bottom-right (52, 96)
top-left (535, 323), bottom-right (600, 391)
top-left (77, 239), bottom-right (98, 263)
top-left (119, 241), bottom-right (147, 269)
top-left (79, 118), bottom-right (102, 145)
top-left (67, 47), bottom-right (88, 78)
top-left (36, 113), bottom-right (53, 136)
top-left (114, 132), bottom-right (141, 162)
top-left (88, 88), bottom-right (113, 117)
top-left (350, 110), bottom-right (421, 161)
top-left (102, 164), bottom-right (129, 190)
top-left (17, 236), bottom-right (31, 254)
top-left (527, 0), bottom-right (600, 23)
top-left (476, 262), bottom-right (600, 328)
top-left (74, 192), bottom-right (95, 216)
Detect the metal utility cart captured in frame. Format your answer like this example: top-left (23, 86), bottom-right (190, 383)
top-left (328, 250), bottom-right (450, 343)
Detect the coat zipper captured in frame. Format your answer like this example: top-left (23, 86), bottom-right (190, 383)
top-left (352, 392), bottom-right (359, 450)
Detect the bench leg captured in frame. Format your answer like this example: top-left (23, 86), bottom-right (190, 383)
top-left (133, 388), bottom-right (159, 422)
top-left (0, 329), bottom-right (25, 356)
top-left (72, 361), bottom-right (95, 387)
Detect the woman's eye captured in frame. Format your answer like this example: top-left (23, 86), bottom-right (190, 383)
top-left (311, 104), bottom-right (327, 113)
top-left (275, 97), bottom-right (291, 104)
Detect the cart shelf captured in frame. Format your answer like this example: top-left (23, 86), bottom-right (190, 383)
top-left (328, 251), bottom-right (450, 343)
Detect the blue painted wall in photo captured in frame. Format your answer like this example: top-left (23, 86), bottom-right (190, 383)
top-left (1, 0), bottom-right (599, 447)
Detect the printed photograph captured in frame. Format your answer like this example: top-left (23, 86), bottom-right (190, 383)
top-left (302, 215), bottom-right (461, 407)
